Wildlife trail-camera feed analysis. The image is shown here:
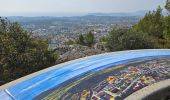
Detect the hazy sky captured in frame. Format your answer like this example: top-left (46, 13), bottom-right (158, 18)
top-left (0, 0), bottom-right (165, 16)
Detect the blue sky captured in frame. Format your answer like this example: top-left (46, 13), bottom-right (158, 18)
top-left (0, 0), bottom-right (165, 16)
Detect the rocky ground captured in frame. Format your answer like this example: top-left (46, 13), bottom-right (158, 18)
top-left (54, 44), bottom-right (107, 64)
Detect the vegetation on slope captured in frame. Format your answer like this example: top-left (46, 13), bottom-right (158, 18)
top-left (105, 0), bottom-right (170, 51)
top-left (0, 18), bottom-right (58, 85)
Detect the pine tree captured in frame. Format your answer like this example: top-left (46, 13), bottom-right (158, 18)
top-left (85, 31), bottom-right (94, 47)
top-left (165, 0), bottom-right (170, 13)
top-left (76, 34), bottom-right (85, 45)
top-left (133, 6), bottom-right (164, 38)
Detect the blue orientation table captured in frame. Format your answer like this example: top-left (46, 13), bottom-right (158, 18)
top-left (0, 49), bottom-right (170, 100)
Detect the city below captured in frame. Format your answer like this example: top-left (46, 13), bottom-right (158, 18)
top-left (7, 15), bottom-right (141, 47)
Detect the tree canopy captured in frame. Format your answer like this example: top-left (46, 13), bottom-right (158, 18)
top-left (76, 32), bottom-right (95, 47)
top-left (105, 1), bottom-right (170, 51)
top-left (0, 17), bottom-right (58, 85)
top-left (133, 6), bottom-right (164, 38)
top-left (106, 28), bottom-right (155, 51)
top-left (165, 0), bottom-right (170, 13)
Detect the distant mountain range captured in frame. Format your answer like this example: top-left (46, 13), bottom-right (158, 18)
top-left (5, 10), bottom-right (167, 21)
top-left (6, 11), bottom-right (147, 18)
top-left (87, 11), bottom-right (148, 17)
top-left (88, 10), bottom-right (168, 17)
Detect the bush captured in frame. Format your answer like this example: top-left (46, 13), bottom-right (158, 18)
top-left (106, 28), bottom-right (155, 51)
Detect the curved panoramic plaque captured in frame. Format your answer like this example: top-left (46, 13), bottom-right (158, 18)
top-left (0, 49), bottom-right (170, 100)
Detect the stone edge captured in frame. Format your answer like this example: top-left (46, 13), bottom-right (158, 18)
top-left (124, 79), bottom-right (170, 100)
top-left (0, 49), bottom-right (169, 90)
